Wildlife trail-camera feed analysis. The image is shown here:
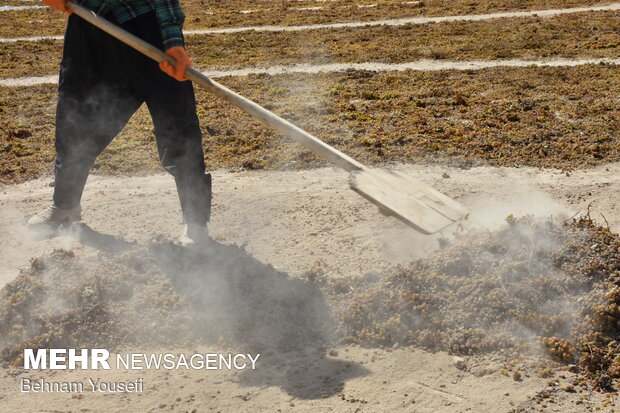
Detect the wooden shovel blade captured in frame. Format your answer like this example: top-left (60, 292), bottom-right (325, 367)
top-left (349, 168), bottom-right (468, 234)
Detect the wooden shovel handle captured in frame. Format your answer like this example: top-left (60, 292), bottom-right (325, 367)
top-left (66, 1), bottom-right (366, 173)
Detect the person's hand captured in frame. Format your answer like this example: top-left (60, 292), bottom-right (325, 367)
top-left (159, 46), bottom-right (192, 81)
top-left (42, 0), bottom-right (72, 14)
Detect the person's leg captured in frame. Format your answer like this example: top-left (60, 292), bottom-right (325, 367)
top-left (53, 89), bottom-right (142, 210)
top-left (30, 14), bottom-right (142, 229)
top-left (121, 13), bottom-right (211, 230)
top-left (53, 14), bottom-right (142, 211)
top-left (148, 83), bottom-right (210, 228)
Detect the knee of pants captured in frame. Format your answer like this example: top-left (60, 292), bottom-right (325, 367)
top-left (160, 142), bottom-right (205, 177)
top-left (55, 150), bottom-right (98, 172)
top-left (163, 160), bottom-right (206, 179)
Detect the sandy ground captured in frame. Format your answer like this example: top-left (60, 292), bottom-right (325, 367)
top-left (0, 162), bottom-right (618, 412)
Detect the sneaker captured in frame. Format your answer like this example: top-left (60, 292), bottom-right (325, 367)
top-left (27, 205), bottom-right (82, 232)
top-left (179, 223), bottom-right (210, 247)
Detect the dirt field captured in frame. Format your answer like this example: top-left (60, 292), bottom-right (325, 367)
top-left (5, 9), bottom-right (620, 78)
top-left (0, 163), bottom-right (619, 412)
top-left (1, 1), bottom-right (620, 412)
top-left (0, 0), bottom-right (608, 38)
top-left (2, 65), bottom-right (619, 184)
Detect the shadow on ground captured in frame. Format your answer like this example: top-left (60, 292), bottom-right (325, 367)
top-left (24, 225), bottom-right (370, 399)
top-left (28, 222), bottom-right (136, 254)
top-left (72, 223), bottom-right (137, 253)
top-left (150, 240), bottom-right (369, 399)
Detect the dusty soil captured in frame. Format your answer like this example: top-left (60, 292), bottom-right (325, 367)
top-left (2, 65), bottom-right (619, 184)
top-left (5, 9), bottom-right (620, 78)
top-left (334, 217), bottom-right (620, 388)
top-left (0, 162), bottom-right (619, 412)
top-left (2, 2), bottom-right (619, 412)
top-left (0, 0), bottom-right (607, 38)
top-left (3, 211), bottom-right (618, 388)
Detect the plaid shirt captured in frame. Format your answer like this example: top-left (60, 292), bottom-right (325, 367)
top-left (76, 0), bottom-right (185, 49)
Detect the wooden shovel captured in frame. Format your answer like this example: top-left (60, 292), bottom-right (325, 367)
top-left (66, 1), bottom-right (468, 234)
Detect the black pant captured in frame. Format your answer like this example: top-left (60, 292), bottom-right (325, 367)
top-left (54, 11), bottom-right (210, 225)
